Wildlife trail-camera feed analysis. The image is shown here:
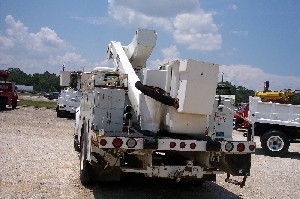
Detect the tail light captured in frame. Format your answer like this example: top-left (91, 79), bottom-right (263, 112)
top-left (100, 139), bottom-right (107, 146)
top-left (249, 144), bottom-right (255, 151)
top-left (190, 143), bottom-right (196, 149)
top-left (180, 142), bottom-right (186, 149)
top-left (170, 142), bottom-right (176, 149)
top-left (237, 143), bottom-right (245, 152)
top-left (112, 137), bottom-right (123, 148)
top-left (126, 138), bottom-right (137, 148)
top-left (225, 142), bottom-right (234, 152)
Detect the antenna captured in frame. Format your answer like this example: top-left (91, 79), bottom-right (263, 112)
top-left (221, 72), bottom-right (224, 82)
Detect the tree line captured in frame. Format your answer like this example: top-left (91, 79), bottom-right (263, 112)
top-left (6, 68), bottom-right (60, 93)
top-left (4, 67), bottom-right (300, 105)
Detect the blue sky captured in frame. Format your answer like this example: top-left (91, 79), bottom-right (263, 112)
top-left (0, 0), bottom-right (299, 91)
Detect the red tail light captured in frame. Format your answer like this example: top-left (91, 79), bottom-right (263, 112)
top-left (180, 142), bottom-right (186, 149)
top-left (112, 137), bottom-right (123, 148)
top-left (190, 143), bottom-right (196, 149)
top-left (249, 145), bottom-right (255, 151)
top-left (237, 143), bottom-right (245, 152)
top-left (100, 139), bottom-right (107, 146)
top-left (170, 142), bottom-right (176, 148)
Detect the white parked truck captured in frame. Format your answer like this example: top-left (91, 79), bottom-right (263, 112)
top-left (249, 96), bottom-right (300, 156)
top-left (57, 71), bottom-right (91, 118)
top-left (74, 29), bottom-right (256, 187)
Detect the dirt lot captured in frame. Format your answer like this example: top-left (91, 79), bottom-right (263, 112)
top-left (0, 106), bottom-right (299, 199)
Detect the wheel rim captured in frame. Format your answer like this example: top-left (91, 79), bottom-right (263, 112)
top-left (267, 136), bottom-right (284, 151)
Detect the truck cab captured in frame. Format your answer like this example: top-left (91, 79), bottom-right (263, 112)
top-left (0, 70), bottom-right (18, 110)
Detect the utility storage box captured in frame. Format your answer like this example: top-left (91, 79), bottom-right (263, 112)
top-left (93, 88), bottom-right (125, 132)
top-left (177, 59), bottom-right (219, 115)
top-left (60, 71), bottom-right (71, 87)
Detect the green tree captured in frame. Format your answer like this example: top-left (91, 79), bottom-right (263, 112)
top-left (7, 68), bottom-right (60, 93)
top-left (291, 93), bottom-right (300, 105)
top-left (7, 68), bottom-right (30, 85)
top-left (217, 81), bottom-right (255, 105)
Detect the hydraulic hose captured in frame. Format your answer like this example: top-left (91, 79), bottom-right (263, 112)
top-left (135, 81), bottom-right (179, 109)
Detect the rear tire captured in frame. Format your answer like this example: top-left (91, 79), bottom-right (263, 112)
top-left (56, 107), bottom-right (65, 118)
top-left (0, 99), bottom-right (6, 111)
top-left (57, 110), bottom-right (63, 118)
top-left (12, 100), bottom-right (17, 109)
top-left (74, 139), bottom-right (80, 152)
top-left (261, 130), bottom-right (289, 157)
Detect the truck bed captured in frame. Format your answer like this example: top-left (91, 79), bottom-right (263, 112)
top-left (250, 97), bottom-right (300, 128)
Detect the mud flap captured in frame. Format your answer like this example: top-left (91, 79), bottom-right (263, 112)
top-left (212, 153), bottom-right (251, 176)
top-left (225, 173), bottom-right (247, 188)
top-left (91, 152), bottom-right (121, 181)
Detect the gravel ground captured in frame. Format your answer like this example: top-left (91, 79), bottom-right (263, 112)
top-left (0, 106), bottom-right (299, 199)
top-left (18, 93), bottom-right (57, 102)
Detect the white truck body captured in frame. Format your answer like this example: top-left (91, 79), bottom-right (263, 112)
top-left (74, 29), bottom-right (255, 187)
top-left (249, 96), bottom-right (300, 156)
top-left (57, 88), bottom-right (81, 115)
top-left (57, 71), bottom-right (92, 117)
top-left (250, 96), bottom-right (300, 127)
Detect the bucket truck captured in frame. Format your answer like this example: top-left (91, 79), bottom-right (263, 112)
top-left (56, 70), bottom-right (91, 118)
top-left (74, 29), bottom-right (255, 187)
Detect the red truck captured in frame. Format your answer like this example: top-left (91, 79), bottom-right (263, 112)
top-left (0, 70), bottom-right (18, 111)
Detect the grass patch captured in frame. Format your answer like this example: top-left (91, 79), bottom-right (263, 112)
top-left (18, 99), bottom-right (57, 109)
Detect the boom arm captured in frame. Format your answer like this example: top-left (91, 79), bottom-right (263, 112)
top-left (107, 29), bottom-right (179, 119)
top-left (107, 29), bottom-right (157, 118)
top-left (107, 40), bottom-right (142, 117)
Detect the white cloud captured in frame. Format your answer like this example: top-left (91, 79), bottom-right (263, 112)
top-left (71, 16), bottom-right (109, 25)
top-left (5, 15), bottom-right (28, 41)
top-left (29, 27), bottom-right (67, 52)
top-left (0, 35), bottom-right (14, 49)
top-left (148, 45), bottom-right (180, 69)
top-left (173, 12), bottom-right (222, 51)
top-left (161, 45), bottom-right (180, 60)
top-left (0, 15), bottom-right (84, 74)
top-left (108, 0), bottom-right (222, 51)
top-left (220, 64), bottom-right (300, 91)
top-left (0, 52), bottom-right (14, 64)
top-left (48, 53), bottom-right (88, 70)
top-left (109, 0), bottom-right (199, 18)
top-left (229, 4), bottom-right (238, 11)
top-left (5, 15), bottom-right (68, 54)
top-left (230, 30), bottom-right (248, 37)
top-left (108, 0), bottom-right (173, 31)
